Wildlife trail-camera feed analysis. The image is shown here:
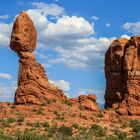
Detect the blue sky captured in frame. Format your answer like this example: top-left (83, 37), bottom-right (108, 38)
top-left (0, 0), bottom-right (139, 104)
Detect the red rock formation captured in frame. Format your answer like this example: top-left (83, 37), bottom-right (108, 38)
top-left (105, 38), bottom-right (128, 109)
top-left (105, 36), bottom-right (140, 115)
top-left (78, 94), bottom-right (99, 111)
top-left (10, 12), bottom-right (66, 104)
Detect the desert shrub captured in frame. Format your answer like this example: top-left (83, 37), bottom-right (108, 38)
top-left (10, 104), bottom-right (16, 109)
top-left (42, 121), bottom-right (50, 128)
top-left (34, 121), bottom-right (41, 128)
top-left (0, 130), bottom-right (14, 140)
top-left (59, 125), bottom-right (72, 136)
top-left (90, 124), bottom-right (106, 137)
top-left (132, 131), bottom-right (140, 140)
top-left (53, 110), bottom-right (58, 116)
top-left (17, 116), bottom-right (24, 123)
top-left (79, 105), bottom-right (84, 110)
top-left (16, 129), bottom-right (46, 140)
top-left (41, 98), bottom-right (56, 106)
top-left (121, 122), bottom-right (129, 128)
top-left (7, 117), bottom-right (16, 123)
top-left (130, 120), bottom-right (140, 132)
top-left (32, 108), bottom-right (44, 115)
top-left (106, 135), bottom-right (118, 140)
top-left (84, 131), bottom-right (93, 140)
top-left (47, 124), bottom-right (59, 137)
top-left (72, 123), bottom-right (79, 129)
top-left (1, 121), bottom-right (10, 128)
top-left (26, 122), bottom-right (33, 127)
top-left (115, 130), bottom-right (127, 140)
top-left (63, 100), bottom-right (72, 106)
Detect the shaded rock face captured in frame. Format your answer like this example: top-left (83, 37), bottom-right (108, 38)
top-left (105, 36), bottom-right (140, 115)
top-left (78, 94), bottom-right (99, 111)
top-left (10, 12), bottom-right (66, 104)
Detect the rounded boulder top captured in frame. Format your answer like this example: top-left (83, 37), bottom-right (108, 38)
top-left (10, 11), bottom-right (37, 53)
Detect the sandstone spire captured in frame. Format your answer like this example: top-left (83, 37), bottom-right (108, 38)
top-left (105, 36), bottom-right (140, 115)
top-left (10, 12), bottom-right (66, 104)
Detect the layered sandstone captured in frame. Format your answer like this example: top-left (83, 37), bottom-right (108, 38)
top-left (10, 12), bottom-right (66, 104)
top-left (105, 36), bottom-right (140, 115)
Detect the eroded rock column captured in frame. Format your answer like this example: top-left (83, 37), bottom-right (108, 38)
top-left (10, 12), bottom-right (66, 104)
top-left (105, 36), bottom-right (140, 115)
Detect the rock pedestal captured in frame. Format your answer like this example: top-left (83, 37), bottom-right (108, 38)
top-left (10, 12), bottom-right (66, 104)
top-left (105, 36), bottom-right (140, 115)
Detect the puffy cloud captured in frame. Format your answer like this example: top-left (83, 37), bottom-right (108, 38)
top-left (0, 15), bottom-right (9, 19)
top-left (43, 16), bottom-right (94, 37)
top-left (48, 37), bottom-right (115, 70)
top-left (0, 81), bottom-right (16, 102)
top-left (105, 22), bottom-right (111, 27)
top-left (122, 22), bottom-right (140, 34)
top-left (91, 16), bottom-right (99, 21)
top-left (120, 34), bottom-right (131, 39)
top-left (0, 73), bottom-right (12, 79)
top-left (31, 2), bottom-right (64, 16)
top-left (0, 2), bottom-right (115, 70)
top-left (49, 79), bottom-right (70, 91)
top-left (0, 22), bottom-right (12, 46)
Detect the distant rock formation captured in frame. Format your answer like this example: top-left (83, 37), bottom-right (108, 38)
top-left (78, 94), bottom-right (99, 111)
top-left (105, 36), bottom-right (140, 115)
top-left (10, 12), bottom-right (66, 104)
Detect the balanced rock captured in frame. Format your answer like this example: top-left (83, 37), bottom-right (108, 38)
top-left (78, 94), bottom-right (99, 111)
top-left (10, 12), bottom-right (66, 104)
top-left (105, 36), bottom-right (140, 115)
top-left (10, 12), bottom-right (36, 53)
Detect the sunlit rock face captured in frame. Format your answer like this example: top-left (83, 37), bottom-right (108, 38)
top-left (10, 12), bottom-right (66, 105)
top-left (105, 36), bottom-right (140, 115)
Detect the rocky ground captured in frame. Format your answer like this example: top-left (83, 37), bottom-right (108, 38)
top-left (0, 101), bottom-right (140, 140)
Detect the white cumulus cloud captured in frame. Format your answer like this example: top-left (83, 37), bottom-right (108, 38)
top-left (0, 15), bottom-right (9, 19)
top-left (122, 22), bottom-right (140, 34)
top-left (0, 73), bottom-right (12, 79)
top-left (92, 16), bottom-right (99, 21)
top-left (49, 79), bottom-right (70, 91)
top-left (0, 81), bottom-right (16, 102)
top-left (105, 22), bottom-right (111, 27)
top-left (0, 22), bottom-right (12, 46)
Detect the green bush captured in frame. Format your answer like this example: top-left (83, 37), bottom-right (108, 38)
top-left (91, 124), bottom-right (106, 137)
top-left (7, 117), bottom-right (16, 123)
top-left (114, 130), bottom-right (128, 140)
top-left (17, 116), bottom-right (24, 123)
top-left (130, 120), bottom-right (140, 132)
top-left (53, 110), bottom-right (58, 116)
top-left (0, 130), bottom-right (14, 140)
top-left (42, 121), bottom-right (50, 128)
top-left (59, 125), bottom-right (72, 136)
top-left (16, 130), bottom-right (46, 140)
top-left (72, 123), bottom-right (79, 129)
top-left (63, 100), bottom-right (72, 106)
top-left (1, 121), bottom-right (10, 128)
top-left (79, 105), bottom-right (84, 110)
top-left (10, 104), bottom-right (16, 109)
top-left (132, 131), bottom-right (140, 140)
top-left (34, 121), bottom-right (41, 128)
